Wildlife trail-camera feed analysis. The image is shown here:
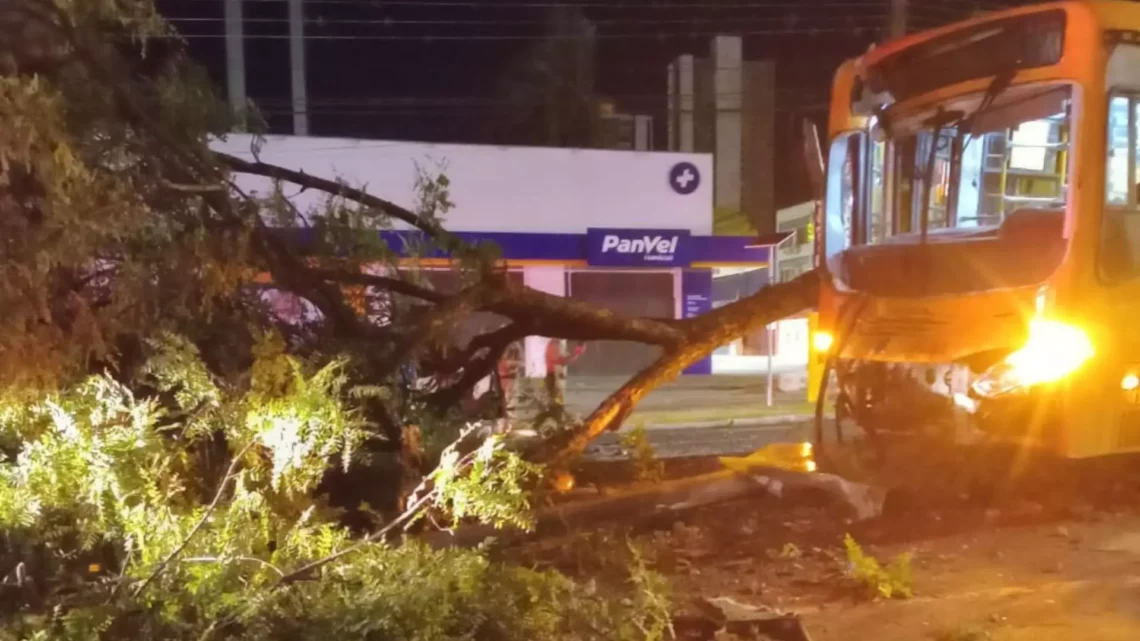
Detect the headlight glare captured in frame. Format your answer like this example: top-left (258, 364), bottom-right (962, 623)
top-left (972, 319), bottom-right (1093, 398)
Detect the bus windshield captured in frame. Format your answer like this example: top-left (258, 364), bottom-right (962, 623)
top-left (871, 82), bottom-right (1072, 242)
top-left (826, 82), bottom-right (1074, 296)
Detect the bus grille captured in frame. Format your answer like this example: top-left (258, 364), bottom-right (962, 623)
top-left (857, 315), bottom-right (949, 340)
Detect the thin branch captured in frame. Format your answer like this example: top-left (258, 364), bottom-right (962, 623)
top-left (105, 547), bottom-right (134, 603)
top-left (426, 323), bottom-right (529, 408)
top-left (276, 489), bottom-right (437, 585)
top-left (64, 18), bottom-right (373, 340)
top-left (196, 619), bottom-right (221, 641)
top-left (277, 423), bottom-right (487, 585)
top-left (217, 152), bottom-right (444, 237)
top-left (160, 179), bottom-right (226, 193)
top-left (132, 441), bottom-right (256, 598)
top-left (309, 268), bottom-right (445, 304)
top-left (373, 282), bottom-right (496, 382)
top-left (183, 556), bottom-right (286, 578)
top-left (437, 323), bottom-right (529, 375)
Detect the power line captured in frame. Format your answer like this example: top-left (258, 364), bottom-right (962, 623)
top-left (256, 103), bottom-right (829, 118)
top-left (166, 14), bottom-right (887, 27)
top-left (166, 25), bottom-right (884, 41)
top-left (252, 91), bottom-right (834, 105)
top-left (250, 106), bottom-right (830, 138)
top-left (248, 94), bottom-right (835, 114)
top-left (182, 0), bottom-right (888, 9)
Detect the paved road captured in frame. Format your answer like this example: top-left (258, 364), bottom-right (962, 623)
top-left (582, 419), bottom-right (823, 461)
top-left (561, 375), bottom-right (808, 417)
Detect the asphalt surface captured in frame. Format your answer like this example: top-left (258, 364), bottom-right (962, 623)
top-left (513, 374), bottom-right (825, 461)
top-left (561, 375), bottom-right (809, 417)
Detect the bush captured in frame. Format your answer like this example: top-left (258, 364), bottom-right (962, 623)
top-left (619, 424), bottom-right (664, 483)
top-left (842, 533), bottom-right (913, 600)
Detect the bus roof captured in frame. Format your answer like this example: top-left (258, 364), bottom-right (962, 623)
top-left (863, 1), bottom-right (1140, 69)
top-left (827, 1), bottom-right (1140, 137)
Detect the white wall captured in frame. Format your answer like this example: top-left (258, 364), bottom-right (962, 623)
top-left (214, 135), bottom-right (714, 235)
top-left (710, 317), bottom-right (809, 379)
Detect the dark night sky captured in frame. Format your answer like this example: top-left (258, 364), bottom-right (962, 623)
top-left (154, 0), bottom-right (1028, 208)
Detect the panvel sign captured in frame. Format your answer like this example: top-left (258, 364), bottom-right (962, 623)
top-left (585, 228), bottom-right (692, 267)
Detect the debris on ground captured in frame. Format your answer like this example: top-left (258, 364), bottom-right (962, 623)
top-left (511, 440), bottom-right (1140, 641)
top-left (673, 596), bottom-right (813, 641)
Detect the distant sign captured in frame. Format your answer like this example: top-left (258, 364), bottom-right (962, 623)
top-left (669, 162), bottom-right (701, 195)
top-left (682, 271), bottom-right (713, 375)
top-left (585, 228), bottom-right (692, 267)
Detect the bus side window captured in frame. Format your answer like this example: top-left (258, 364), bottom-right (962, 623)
top-left (867, 134), bottom-right (889, 244)
top-left (1101, 42), bottom-right (1140, 282)
top-left (1102, 92), bottom-right (1140, 281)
top-left (825, 131), bottom-right (864, 261)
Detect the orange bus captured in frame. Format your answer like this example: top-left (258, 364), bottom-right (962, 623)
top-left (813, 1), bottom-right (1140, 459)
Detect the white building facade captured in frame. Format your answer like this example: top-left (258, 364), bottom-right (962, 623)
top-left (215, 134), bottom-right (782, 377)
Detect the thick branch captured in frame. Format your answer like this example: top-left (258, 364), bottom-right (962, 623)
top-left (374, 282), bottom-right (498, 382)
top-left (433, 322), bottom-right (529, 376)
top-left (425, 466), bottom-right (883, 549)
top-left (311, 270), bottom-right (686, 348)
top-left (543, 271), bottom-right (821, 465)
top-left (428, 323), bottom-right (531, 408)
top-left (490, 282), bottom-right (685, 347)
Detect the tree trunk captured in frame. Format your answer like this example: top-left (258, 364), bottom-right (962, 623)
top-left (423, 463), bottom-right (882, 549)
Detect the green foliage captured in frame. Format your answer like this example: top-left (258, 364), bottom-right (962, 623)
top-left (0, 2), bottom-right (673, 639)
top-left (842, 533), bottom-right (914, 600)
top-left (245, 541), bottom-right (671, 641)
top-left (430, 434), bottom-right (542, 531)
top-left (619, 424), bottom-right (664, 483)
top-left (0, 337), bottom-right (669, 640)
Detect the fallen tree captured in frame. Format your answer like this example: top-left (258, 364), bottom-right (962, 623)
top-left (0, 1), bottom-right (830, 638)
top-left (0, 0), bottom-right (822, 468)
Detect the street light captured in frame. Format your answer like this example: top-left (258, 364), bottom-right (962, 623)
top-left (746, 231), bottom-right (797, 407)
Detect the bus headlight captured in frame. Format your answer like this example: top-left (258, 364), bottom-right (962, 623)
top-left (812, 331), bottom-right (835, 353)
top-left (972, 319), bottom-right (1094, 398)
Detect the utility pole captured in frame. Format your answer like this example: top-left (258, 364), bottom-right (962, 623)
top-left (888, 0), bottom-right (908, 40)
top-left (224, 0), bottom-right (246, 130)
top-left (288, 0), bottom-right (310, 136)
